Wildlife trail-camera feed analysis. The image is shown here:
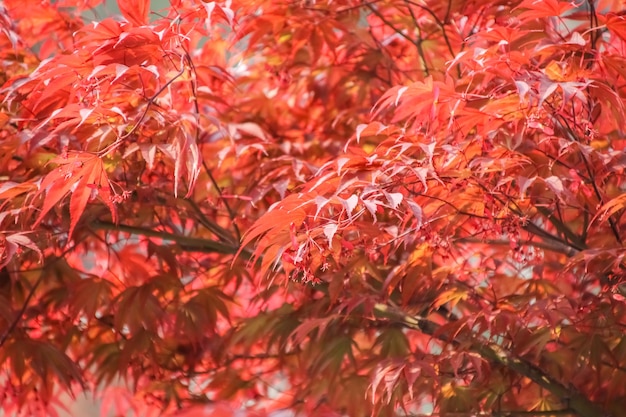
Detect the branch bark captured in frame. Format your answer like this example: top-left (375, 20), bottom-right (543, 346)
top-left (373, 303), bottom-right (611, 417)
top-left (91, 221), bottom-right (248, 256)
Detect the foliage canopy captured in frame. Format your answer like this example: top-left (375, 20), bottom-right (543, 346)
top-left (1, 0), bottom-right (626, 416)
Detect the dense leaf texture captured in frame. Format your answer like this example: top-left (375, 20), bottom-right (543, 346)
top-left (1, 0), bottom-right (626, 416)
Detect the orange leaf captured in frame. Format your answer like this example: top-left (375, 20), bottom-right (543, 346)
top-left (606, 12), bottom-right (626, 43)
top-left (34, 152), bottom-right (118, 239)
top-left (593, 193), bottom-right (626, 225)
top-left (516, 0), bottom-right (574, 20)
top-left (237, 194), bottom-right (309, 267)
top-left (118, 0), bottom-right (150, 26)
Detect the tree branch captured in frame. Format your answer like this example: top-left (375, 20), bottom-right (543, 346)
top-left (373, 303), bottom-right (611, 417)
top-left (181, 197), bottom-right (239, 245)
top-left (91, 221), bottom-right (247, 256)
top-left (547, 108), bottom-right (622, 246)
top-left (403, 412), bottom-right (575, 417)
top-left (365, 3), bottom-right (425, 56)
top-left (404, 0), bottom-right (458, 73)
top-left (533, 206), bottom-right (587, 250)
top-left (404, 4), bottom-right (430, 77)
top-left (0, 240), bottom-right (86, 347)
top-left (179, 45), bottom-right (242, 242)
top-left (454, 236), bottom-right (578, 257)
top-left (0, 272), bottom-right (44, 348)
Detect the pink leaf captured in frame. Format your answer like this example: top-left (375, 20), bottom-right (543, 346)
top-left (384, 192), bottom-right (403, 209)
top-left (323, 223), bottom-right (338, 246)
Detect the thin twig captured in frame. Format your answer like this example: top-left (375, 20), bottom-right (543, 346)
top-left (404, 0), bottom-right (459, 76)
top-left (0, 240), bottom-right (84, 347)
top-left (98, 54), bottom-right (187, 157)
top-left (405, 2), bottom-right (430, 76)
top-left (365, 3), bottom-right (421, 51)
top-left (183, 197), bottom-right (239, 245)
top-left (549, 109), bottom-right (622, 245)
top-left (202, 160), bottom-right (242, 242)
top-left (455, 236), bottom-right (578, 257)
top-left (179, 42), bottom-right (243, 243)
top-left (0, 273), bottom-right (44, 347)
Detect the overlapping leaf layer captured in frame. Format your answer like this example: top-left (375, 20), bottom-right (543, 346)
top-left (1, 0), bottom-right (626, 416)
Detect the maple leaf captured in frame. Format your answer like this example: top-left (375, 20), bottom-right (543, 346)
top-left (118, 0), bottom-right (150, 26)
top-left (33, 152), bottom-right (118, 239)
top-left (516, 0), bottom-right (575, 20)
top-left (605, 12), bottom-right (626, 43)
top-left (0, 233), bottom-right (43, 269)
top-left (1, 0), bottom-right (626, 416)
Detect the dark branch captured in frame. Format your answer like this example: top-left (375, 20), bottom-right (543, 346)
top-left (0, 272), bottom-right (44, 347)
top-left (91, 221), bottom-right (247, 256)
top-left (373, 303), bottom-right (611, 417)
